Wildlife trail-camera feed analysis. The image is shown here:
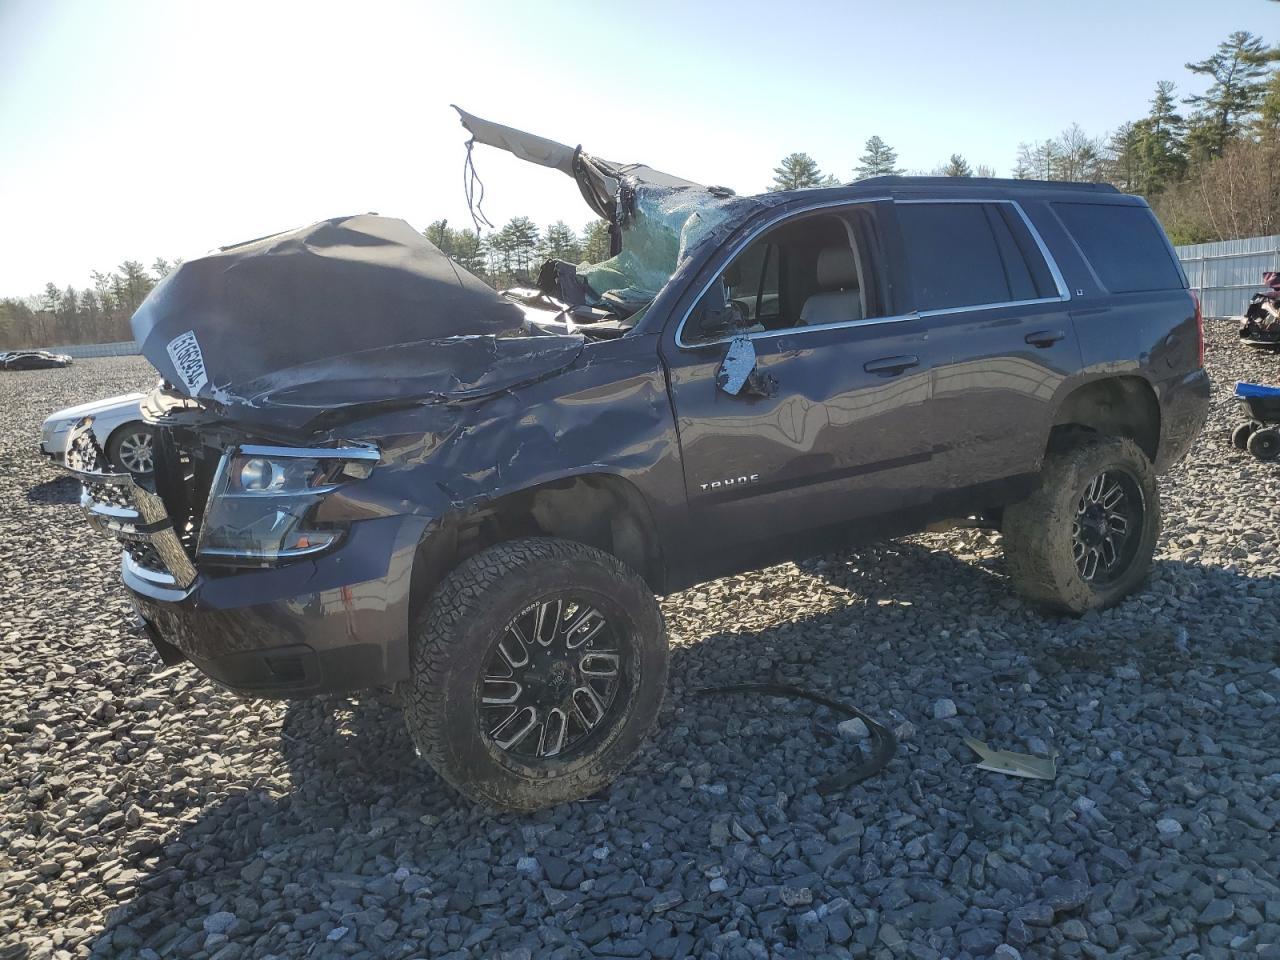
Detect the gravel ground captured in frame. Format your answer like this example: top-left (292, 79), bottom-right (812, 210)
top-left (1, 328), bottom-right (1278, 960)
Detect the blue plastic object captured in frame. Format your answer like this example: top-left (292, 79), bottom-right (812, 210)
top-left (1234, 381), bottom-right (1280, 399)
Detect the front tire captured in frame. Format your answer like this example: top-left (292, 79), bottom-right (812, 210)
top-left (403, 537), bottom-right (668, 811)
top-left (1002, 436), bottom-right (1161, 614)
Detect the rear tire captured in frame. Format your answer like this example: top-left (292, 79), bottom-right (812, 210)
top-left (402, 537), bottom-right (667, 811)
top-left (1247, 427), bottom-right (1280, 461)
top-left (1002, 436), bottom-right (1160, 615)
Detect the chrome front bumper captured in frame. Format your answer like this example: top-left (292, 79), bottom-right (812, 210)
top-left (63, 421), bottom-right (197, 589)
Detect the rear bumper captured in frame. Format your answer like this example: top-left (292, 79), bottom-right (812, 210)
top-left (125, 514), bottom-right (427, 698)
top-left (1156, 367), bottom-right (1211, 472)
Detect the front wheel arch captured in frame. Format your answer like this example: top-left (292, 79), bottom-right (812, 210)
top-left (407, 472), bottom-right (665, 624)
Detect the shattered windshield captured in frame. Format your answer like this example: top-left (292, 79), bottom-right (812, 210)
top-left (455, 107), bottom-right (758, 329)
top-left (577, 186), bottom-right (739, 310)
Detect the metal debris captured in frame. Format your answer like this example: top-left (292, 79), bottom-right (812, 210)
top-left (697, 682), bottom-right (898, 793)
top-left (965, 737), bottom-right (1058, 780)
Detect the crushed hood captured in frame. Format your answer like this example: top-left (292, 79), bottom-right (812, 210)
top-left (132, 214), bottom-right (583, 432)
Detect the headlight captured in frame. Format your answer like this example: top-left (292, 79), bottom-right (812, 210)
top-left (197, 444), bottom-right (378, 562)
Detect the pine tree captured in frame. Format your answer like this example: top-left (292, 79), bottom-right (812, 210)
top-left (854, 136), bottom-right (902, 179)
top-left (581, 220), bottom-right (612, 263)
top-left (769, 153), bottom-right (825, 191)
top-left (541, 221), bottom-right (584, 263)
top-left (114, 261), bottom-right (154, 313)
top-left (424, 219), bottom-right (455, 255)
top-left (1254, 67), bottom-right (1280, 140)
top-left (942, 154), bottom-right (973, 177)
top-left (451, 228), bottom-right (486, 277)
top-left (1132, 81), bottom-right (1187, 194)
top-left (1106, 122), bottom-right (1142, 193)
top-left (1184, 31), bottom-right (1274, 162)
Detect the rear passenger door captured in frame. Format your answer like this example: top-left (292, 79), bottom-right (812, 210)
top-left (894, 199), bottom-right (1078, 506)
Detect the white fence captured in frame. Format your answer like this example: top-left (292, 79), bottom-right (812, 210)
top-left (1175, 235), bottom-right (1280, 320)
top-left (39, 340), bottom-right (140, 358)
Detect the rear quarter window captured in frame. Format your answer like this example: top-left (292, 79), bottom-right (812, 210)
top-left (1052, 202), bottom-right (1184, 294)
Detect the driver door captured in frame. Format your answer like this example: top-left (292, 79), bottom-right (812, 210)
top-left (660, 201), bottom-right (938, 574)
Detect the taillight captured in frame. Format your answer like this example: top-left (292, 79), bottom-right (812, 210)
top-left (1192, 291), bottom-right (1204, 367)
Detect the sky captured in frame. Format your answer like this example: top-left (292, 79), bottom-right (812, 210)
top-left (0, 0), bottom-right (1274, 295)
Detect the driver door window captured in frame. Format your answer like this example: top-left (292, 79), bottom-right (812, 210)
top-left (684, 210), bottom-right (889, 344)
top-left (723, 241), bottom-right (780, 329)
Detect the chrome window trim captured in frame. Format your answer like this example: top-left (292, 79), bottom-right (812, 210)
top-left (674, 196), bottom-right (1072, 350)
top-left (673, 197), bottom-right (891, 349)
top-left (917, 295), bottom-right (1067, 319)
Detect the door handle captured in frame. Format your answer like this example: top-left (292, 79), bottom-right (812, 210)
top-left (863, 355), bottom-right (919, 375)
top-left (1025, 329), bottom-right (1066, 348)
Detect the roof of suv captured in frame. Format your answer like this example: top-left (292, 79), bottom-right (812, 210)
top-left (761, 175), bottom-right (1137, 209)
top-left (851, 175), bottom-right (1120, 194)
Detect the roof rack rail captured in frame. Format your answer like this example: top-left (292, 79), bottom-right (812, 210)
top-left (852, 175), bottom-right (1120, 193)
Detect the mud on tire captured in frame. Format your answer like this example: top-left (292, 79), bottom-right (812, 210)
top-left (402, 537), bottom-right (668, 811)
top-left (1002, 436), bottom-right (1161, 615)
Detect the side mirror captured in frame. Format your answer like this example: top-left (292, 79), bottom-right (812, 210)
top-left (716, 336), bottom-right (778, 399)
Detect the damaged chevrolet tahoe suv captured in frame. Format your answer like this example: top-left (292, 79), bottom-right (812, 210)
top-left (67, 110), bottom-right (1208, 810)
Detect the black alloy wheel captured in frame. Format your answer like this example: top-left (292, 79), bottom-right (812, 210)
top-left (1070, 469), bottom-right (1144, 585)
top-left (1002, 435), bottom-right (1161, 614)
top-left (402, 538), bottom-right (668, 810)
top-left (478, 595), bottom-right (628, 762)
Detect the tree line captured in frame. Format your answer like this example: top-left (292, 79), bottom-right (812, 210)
top-left (0, 259), bottom-right (178, 351)
top-left (424, 217), bottom-right (612, 291)
top-left (3, 30), bottom-right (1277, 349)
top-left (772, 30), bottom-right (1280, 245)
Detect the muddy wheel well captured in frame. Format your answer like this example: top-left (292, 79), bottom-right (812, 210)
top-left (409, 474), bottom-right (663, 617)
top-left (1049, 377), bottom-right (1160, 462)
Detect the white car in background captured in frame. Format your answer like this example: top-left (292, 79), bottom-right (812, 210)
top-left (40, 393), bottom-right (155, 476)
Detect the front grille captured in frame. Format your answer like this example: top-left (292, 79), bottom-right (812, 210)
top-left (125, 541), bottom-right (167, 574)
top-left (83, 476), bottom-right (133, 511)
top-left (65, 420), bottom-right (199, 589)
top-left (153, 426), bottom-right (221, 556)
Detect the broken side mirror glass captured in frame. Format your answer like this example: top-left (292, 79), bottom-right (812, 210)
top-left (716, 336), bottom-right (778, 398)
